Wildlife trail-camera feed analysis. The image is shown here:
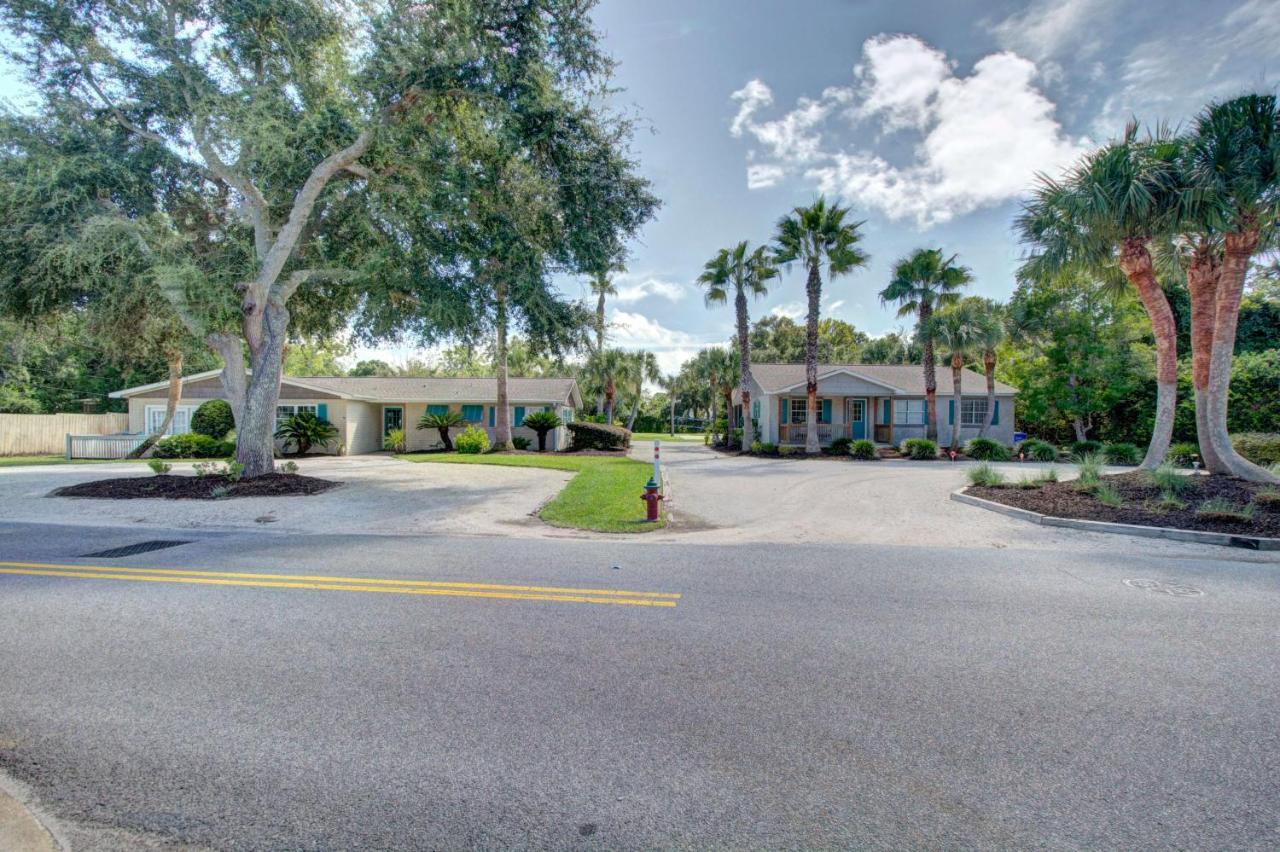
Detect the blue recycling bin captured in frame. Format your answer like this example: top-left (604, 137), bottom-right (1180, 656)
top-left (1013, 431), bottom-right (1027, 444)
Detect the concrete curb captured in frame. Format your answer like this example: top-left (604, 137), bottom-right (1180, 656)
top-left (0, 770), bottom-right (63, 852)
top-left (951, 489), bottom-right (1280, 551)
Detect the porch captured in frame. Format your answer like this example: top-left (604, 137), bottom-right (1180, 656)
top-left (778, 422), bottom-right (894, 446)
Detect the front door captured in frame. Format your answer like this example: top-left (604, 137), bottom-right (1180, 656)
top-left (383, 406), bottom-right (403, 436)
top-left (848, 398), bottom-right (867, 440)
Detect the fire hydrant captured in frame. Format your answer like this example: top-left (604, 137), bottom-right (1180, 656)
top-left (640, 477), bottom-right (663, 522)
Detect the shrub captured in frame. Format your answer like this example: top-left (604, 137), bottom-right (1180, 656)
top-left (383, 428), bottom-right (406, 453)
top-left (225, 460), bottom-right (244, 482)
top-left (191, 399), bottom-right (235, 440)
top-left (521, 411), bottom-right (561, 452)
top-left (454, 425), bottom-right (490, 454)
top-left (210, 484), bottom-right (231, 499)
top-left (277, 460), bottom-right (300, 474)
top-left (849, 439), bottom-right (878, 460)
top-left (1231, 433), bottom-right (1280, 467)
top-left (417, 410), bottom-right (465, 451)
top-left (964, 437), bottom-right (1011, 461)
top-left (1144, 462), bottom-right (1192, 495)
top-left (758, 442), bottom-right (778, 455)
top-left (1195, 497), bottom-right (1256, 523)
top-left (152, 433), bottom-right (233, 459)
top-left (901, 438), bottom-right (938, 460)
top-left (1094, 482), bottom-right (1124, 507)
top-left (750, 440), bottom-right (763, 454)
top-left (1073, 452), bottom-right (1104, 486)
top-left (1035, 468), bottom-right (1059, 483)
top-left (1167, 442), bottom-right (1200, 467)
top-left (146, 459), bottom-right (171, 475)
top-left (828, 436), bottom-right (853, 455)
top-left (1018, 438), bottom-right (1058, 462)
top-left (1071, 440), bottom-right (1103, 455)
top-left (273, 413), bottom-right (338, 455)
top-left (1103, 442), bottom-right (1140, 465)
top-left (778, 445), bottom-right (798, 457)
top-left (566, 421), bottom-right (631, 451)
top-left (967, 463), bottom-right (1005, 487)
top-left (730, 428), bottom-right (742, 447)
top-left (512, 436), bottom-right (531, 450)
top-left (192, 461), bottom-right (219, 478)
top-left (1151, 493), bottom-right (1186, 511)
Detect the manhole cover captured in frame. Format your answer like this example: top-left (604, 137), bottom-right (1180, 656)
top-left (1123, 578), bottom-right (1204, 597)
top-left (81, 540), bottom-right (191, 559)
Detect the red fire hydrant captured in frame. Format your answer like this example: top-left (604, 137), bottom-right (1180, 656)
top-left (641, 477), bottom-right (663, 522)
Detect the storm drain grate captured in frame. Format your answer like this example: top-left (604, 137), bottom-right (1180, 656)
top-left (80, 540), bottom-right (192, 559)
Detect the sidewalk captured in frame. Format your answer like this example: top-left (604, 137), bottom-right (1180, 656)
top-left (0, 780), bottom-right (58, 852)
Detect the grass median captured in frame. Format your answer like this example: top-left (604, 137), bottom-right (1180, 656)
top-left (397, 452), bottom-right (663, 533)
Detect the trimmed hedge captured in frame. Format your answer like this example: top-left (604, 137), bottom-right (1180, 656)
top-left (964, 437), bottom-right (1011, 461)
top-left (1102, 442), bottom-right (1140, 465)
top-left (454, 426), bottom-right (490, 454)
top-left (191, 399), bottom-right (235, 440)
top-left (566, 421), bottom-right (631, 451)
top-left (848, 439), bottom-right (878, 460)
top-left (827, 436), bottom-right (853, 455)
top-left (151, 433), bottom-right (235, 459)
top-left (1231, 433), bottom-right (1280, 467)
top-left (900, 437), bottom-right (939, 460)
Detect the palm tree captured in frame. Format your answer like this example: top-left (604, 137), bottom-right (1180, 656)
top-left (589, 263), bottom-right (622, 415)
top-left (879, 248), bottom-right (971, 442)
top-left (924, 302), bottom-right (981, 452)
top-left (961, 297), bottom-right (1008, 438)
top-left (1182, 95), bottom-right (1280, 481)
top-left (689, 347), bottom-right (736, 443)
top-left (1017, 124), bottom-right (1184, 469)
top-left (418, 410), bottom-right (466, 451)
top-left (624, 350), bottom-right (661, 431)
top-left (659, 373), bottom-right (679, 435)
top-left (773, 197), bottom-right (869, 453)
top-left (584, 348), bottom-right (629, 424)
top-left (698, 241), bottom-right (778, 450)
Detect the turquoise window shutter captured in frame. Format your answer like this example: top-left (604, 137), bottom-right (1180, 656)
top-left (820, 399), bottom-right (831, 424)
top-left (488, 406), bottom-right (495, 427)
top-left (427, 404), bottom-right (448, 416)
top-left (883, 399), bottom-right (890, 424)
top-left (461, 405), bottom-right (482, 422)
top-left (316, 403), bottom-right (328, 422)
top-left (779, 398), bottom-right (786, 424)
top-left (949, 399), bottom-right (955, 424)
top-left (514, 406), bottom-right (525, 426)
top-left (752, 400), bottom-right (760, 420)
top-left (993, 400), bottom-right (1000, 425)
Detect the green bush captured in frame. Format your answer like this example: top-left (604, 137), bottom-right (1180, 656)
top-left (146, 459), bottom-right (171, 475)
top-left (1103, 442), bottom-right (1140, 465)
top-left (967, 463), bottom-right (1005, 487)
top-left (849, 439), bottom-right (878, 460)
top-left (828, 436), bottom-right (853, 455)
top-left (757, 442), bottom-right (778, 455)
top-left (512, 436), bottom-right (531, 450)
top-left (1231, 433), bottom-right (1280, 467)
top-left (1167, 442), bottom-right (1201, 467)
top-left (418, 410), bottom-right (466, 451)
top-left (778, 445), bottom-right (798, 457)
top-left (566, 421), bottom-right (631, 451)
top-left (521, 411), bottom-right (561, 452)
top-left (1073, 452), bottom-right (1104, 486)
top-left (273, 412), bottom-right (338, 455)
top-left (900, 438), bottom-right (938, 460)
top-left (964, 437), bottom-right (1011, 461)
top-left (1071, 440), bottom-right (1103, 455)
top-left (152, 433), bottom-right (233, 459)
top-left (190, 399), bottom-right (235, 440)
top-left (454, 425), bottom-right (490, 454)
top-left (383, 427), bottom-right (406, 453)
top-left (1144, 462), bottom-right (1192, 495)
top-left (750, 440), bottom-right (763, 454)
top-left (1019, 438), bottom-right (1058, 462)
top-left (730, 428), bottom-right (743, 447)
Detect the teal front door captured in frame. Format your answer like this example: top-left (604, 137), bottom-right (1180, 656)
top-left (383, 406), bottom-right (403, 436)
top-left (849, 399), bottom-right (866, 440)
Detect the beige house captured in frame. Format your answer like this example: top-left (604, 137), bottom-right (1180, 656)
top-left (110, 371), bottom-right (582, 454)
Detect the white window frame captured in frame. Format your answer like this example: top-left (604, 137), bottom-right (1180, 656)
top-left (961, 398), bottom-right (988, 427)
top-left (144, 404), bottom-right (195, 436)
top-left (275, 403), bottom-right (318, 431)
top-left (893, 399), bottom-right (926, 425)
top-left (789, 398), bottom-right (809, 424)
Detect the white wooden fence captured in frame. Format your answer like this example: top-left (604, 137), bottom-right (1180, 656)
top-left (65, 433), bottom-right (147, 459)
top-left (0, 413), bottom-right (130, 456)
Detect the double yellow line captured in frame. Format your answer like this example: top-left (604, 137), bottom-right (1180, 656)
top-left (0, 560), bottom-right (680, 608)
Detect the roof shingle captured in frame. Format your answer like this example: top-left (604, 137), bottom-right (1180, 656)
top-left (748, 363), bottom-right (1016, 395)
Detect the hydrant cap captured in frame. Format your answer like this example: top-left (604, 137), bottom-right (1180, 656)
top-left (644, 477), bottom-right (658, 489)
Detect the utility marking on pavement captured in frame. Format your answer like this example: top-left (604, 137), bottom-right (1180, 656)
top-left (0, 561), bottom-right (679, 608)
top-left (1123, 578), bottom-right (1204, 597)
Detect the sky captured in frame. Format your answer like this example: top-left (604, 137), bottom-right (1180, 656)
top-left (2, 0), bottom-right (1277, 375)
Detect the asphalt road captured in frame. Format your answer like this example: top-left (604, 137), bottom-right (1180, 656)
top-left (1, 520), bottom-right (1278, 849)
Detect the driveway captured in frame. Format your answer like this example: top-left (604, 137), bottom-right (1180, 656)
top-left (0, 456), bottom-right (571, 537)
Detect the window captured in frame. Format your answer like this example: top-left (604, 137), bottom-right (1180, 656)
top-left (961, 398), bottom-right (988, 427)
top-left (426, 404), bottom-right (448, 416)
top-left (145, 405), bottom-right (194, 436)
top-left (789, 398), bottom-right (809, 423)
top-left (894, 399), bottom-right (926, 425)
top-left (461, 404), bottom-right (483, 422)
top-left (275, 404), bottom-right (317, 429)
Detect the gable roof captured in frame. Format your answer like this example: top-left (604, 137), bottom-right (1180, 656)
top-left (749, 363), bottom-right (1017, 395)
top-left (111, 372), bottom-right (581, 406)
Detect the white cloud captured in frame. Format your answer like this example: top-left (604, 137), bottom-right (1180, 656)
top-left (609, 310), bottom-right (718, 375)
top-left (613, 276), bottom-right (687, 304)
top-left (730, 79), bottom-right (773, 137)
top-left (769, 302), bottom-right (805, 320)
top-left (729, 35), bottom-right (1089, 228)
top-left (988, 0), bottom-right (1107, 62)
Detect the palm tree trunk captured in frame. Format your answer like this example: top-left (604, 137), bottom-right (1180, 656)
top-left (735, 288), bottom-right (755, 451)
top-left (950, 355), bottom-right (963, 452)
top-left (920, 302), bottom-right (938, 442)
top-left (1205, 229), bottom-right (1276, 481)
top-left (493, 281), bottom-right (511, 450)
top-left (128, 352), bottom-right (184, 458)
top-left (707, 380), bottom-right (717, 441)
top-left (1118, 239), bottom-right (1176, 470)
top-left (669, 393), bottom-right (675, 435)
top-left (1186, 249), bottom-right (1228, 473)
top-left (596, 291), bottom-right (606, 353)
top-left (804, 261), bottom-right (822, 454)
top-left (979, 351), bottom-right (996, 438)
top-left (604, 380), bottom-right (615, 425)
top-left (438, 427), bottom-right (454, 452)
top-left (626, 392), bottom-right (640, 431)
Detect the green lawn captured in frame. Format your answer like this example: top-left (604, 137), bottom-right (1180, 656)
top-left (0, 455), bottom-right (112, 467)
top-left (397, 452), bottom-right (664, 533)
top-left (631, 432), bottom-right (705, 443)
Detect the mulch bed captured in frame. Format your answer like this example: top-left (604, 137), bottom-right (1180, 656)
top-left (52, 473), bottom-right (340, 500)
top-left (967, 471), bottom-right (1280, 537)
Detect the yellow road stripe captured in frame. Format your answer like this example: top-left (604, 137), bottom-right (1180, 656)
top-left (0, 560), bottom-right (680, 600)
top-left (0, 567), bottom-right (677, 607)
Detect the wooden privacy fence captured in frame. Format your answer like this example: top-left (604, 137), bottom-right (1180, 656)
top-left (0, 413), bottom-right (130, 456)
top-left (65, 433), bottom-right (146, 459)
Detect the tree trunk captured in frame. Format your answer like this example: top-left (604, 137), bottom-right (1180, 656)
top-left (669, 393), bottom-right (675, 435)
top-left (920, 302), bottom-right (938, 441)
top-left (236, 302), bottom-right (290, 477)
top-left (950, 356), bottom-right (963, 452)
top-left (1118, 239), bottom-right (1177, 470)
top-left (596, 291), bottom-right (606, 353)
top-left (736, 288), bottom-right (755, 451)
top-left (707, 380), bottom-right (717, 441)
top-left (804, 261), bottom-right (822, 454)
top-left (1205, 229), bottom-right (1276, 481)
top-left (1072, 417), bottom-right (1088, 443)
top-left (626, 393), bottom-right (640, 432)
top-left (438, 427), bottom-right (454, 452)
top-left (604, 380), bottom-right (615, 425)
top-left (979, 351), bottom-right (996, 438)
top-left (209, 332), bottom-right (247, 427)
top-left (1186, 248), bottom-right (1228, 473)
top-left (128, 353), bottom-right (184, 458)
top-left (493, 282), bottom-right (511, 450)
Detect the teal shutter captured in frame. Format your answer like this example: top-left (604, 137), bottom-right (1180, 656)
top-left (922, 400), bottom-right (929, 425)
top-left (752, 400), bottom-right (760, 420)
top-left (948, 399), bottom-right (955, 425)
top-left (779, 398), bottom-right (787, 424)
top-left (820, 399), bottom-right (831, 424)
top-left (316, 403), bottom-right (328, 422)
top-left (488, 406), bottom-right (495, 427)
top-left (514, 406), bottom-right (525, 426)
top-left (992, 400), bottom-right (1000, 425)
top-left (427, 404), bottom-right (448, 416)
top-left (883, 399), bottom-right (891, 424)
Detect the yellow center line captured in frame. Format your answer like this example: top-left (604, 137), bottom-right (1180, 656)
top-left (0, 563), bottom-right (679, 608)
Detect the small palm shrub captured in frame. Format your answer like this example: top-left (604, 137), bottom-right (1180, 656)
top-left (191, 399), bottom-right (235, 440)
top-left (1071, 439), bottom-right (1103, 456)
top-left (828, 436), bottom-right (853, 455)
top-left (1094, 482), bottom-right (1124, 507)
top-left (1230, 433), bottom-right (1280, 467)
top-left (1167, 442), bottom-right (1200, 467)
top-left (454, 426), bottom-right (490, 454)
top-left (512, 436), bottom-right (531, 450)
top-left (566, 421), bottom-right (630, 451)
top-left (964, 437), bottom-right (1011, 461)
top-left (152, 433), bottom-right (235, 459)
top-left (1018, 439), bottom-right (1058, 462)
top-left (967, 462), bottom-right (1005, 487)
top-left (147, 459), bottom-right (171, 475)
top-left (901, 438), bottom-right (938, 460)
top-left (1073, 452), bottom-right (1104, 487)
top-left (1103, 442), bottom-right (1140, 465)
top-left (383, 427), bottom-right (406, 453)
top-left (521, 411), bottom-right (561, 452)
top-left (1143, 462), bottom-right (1192, 495)
top-left (1195, 497), bottom-right (1256, 523)
top-left (849, 439), bottom-right (878, 460)
top-left (418, 410), bottom-right (466, 451)
top-left (274, 412), bottom-right (338, 455)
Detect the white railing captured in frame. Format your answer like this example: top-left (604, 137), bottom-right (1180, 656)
top-left (782, 423), bottom-right (846, 445)
top-left (66, 433), bottom-right (147, 460)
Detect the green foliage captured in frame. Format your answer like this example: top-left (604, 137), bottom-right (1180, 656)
top-left (1230, 433), bottom-right (1280, 467)
top-left (277, 460), bottom-right (300, 474)
top-left (900, 438), bottom-right (939, 460)
top-left (418, 410), bottom-right (466, 450)
top-left (152, 434), bottom-right (234, 459)
top-left (512, 436), bottom-right (531, 450)
top-left (849, 439), bottom-right (878, 460)
top-left (283, 338), bottom-right (352, 377)
top-left (778, 445), bottom-right (799, 457)
top-left (273, 413), bottom-right (338, 456)
top-left (1018, 439), bottom-right (1059, 462)
top-left (1102, 442), bottom-right (1140, 465)
top-left (521, 410), bottom-right (562, 452)
top-left (827, 436), bottom-right (853, 455)
top-left (1151, 492), bottom-right (1186, 511)
top-left (1036, 468), bottom-right (1059, 483)
top-left (964, 438), bottom-right (1011, 461)
top-left (225, 460), bottom-right (245, 482)
top-left (454, 426), bottom-right (491, 455)
top-left (880, 248), bottom-right (972, 321)
top-left (1094, 482), bottom-right (1124, 507)
top-left (383, 428), bottom-right (406, 453)
top-left (1071, 440), bottom-right (1103, 455)
top-left (191, 400), bottom-right (235, 440)
top-left (1253, 488), bottom-right (1280, 509)
top-left (750, 440), bottom-right (763, 454)
top-left (210, 484), bottom-right (231, 500)
top-left (146, 459), bottom-right (171, 475)
top-left (745, 315), bottom-right (871, 364)
top-left (1167, 442), bottom-right (1201, 466)
top-left (1195, 498), bottom-right (1256, 522)
top-left (967, 463), bottom-right (1005, 487)
top-left (1143, 463), bottom-right (1192, 494)
top-left (566, 421), bottom-right (631, 451)
top-left (1074, 452), bottom-right (1104, 486)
